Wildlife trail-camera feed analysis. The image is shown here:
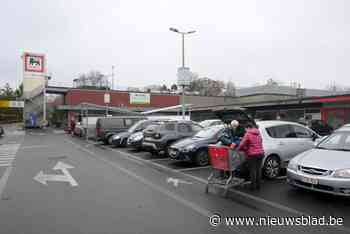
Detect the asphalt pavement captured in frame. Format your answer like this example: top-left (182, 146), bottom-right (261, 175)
top-left (0, 127), bottom-right (349, 234)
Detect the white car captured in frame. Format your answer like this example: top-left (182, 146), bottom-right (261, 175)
top-left (257, 121), bottom-right (320, 179)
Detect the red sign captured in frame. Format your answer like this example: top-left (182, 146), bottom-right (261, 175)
top-left (24, 53), bottom-right (45, 73)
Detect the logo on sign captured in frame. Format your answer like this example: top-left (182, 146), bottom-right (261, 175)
top-left (24, 54), bottom-right (45, 73)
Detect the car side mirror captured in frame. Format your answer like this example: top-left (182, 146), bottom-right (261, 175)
top-left (312, 134), bottom-right (318, 142)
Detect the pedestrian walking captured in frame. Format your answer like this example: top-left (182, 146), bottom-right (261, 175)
top-left (70, 116), bottom-right (76, 136)
top-left (237, 123), bottom-right (264, 190)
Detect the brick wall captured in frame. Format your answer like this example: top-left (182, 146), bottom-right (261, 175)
top-left (65, 89), bottom-right (180, 108)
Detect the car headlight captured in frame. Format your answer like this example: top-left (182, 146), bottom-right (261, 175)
top-left (113, 135), bottom-right (121, 140)
top-left (130, 132), bottom-right (143, 141)
top-left (183, 144), bottom-right (196, 152)
top-left (287, 161), bottom-right (298, 172)
top-left (334, 169), bottom-right (350, 178)
top-left (133, 135), bottom-right (143, 141)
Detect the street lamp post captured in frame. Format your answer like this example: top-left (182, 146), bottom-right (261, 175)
top-left (169, 27), bottom-right (196, 119)
top-left (43, 74), bottom-right (51, 127)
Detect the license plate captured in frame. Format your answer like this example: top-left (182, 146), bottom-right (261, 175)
top-left (301, 176), bottom-right (318, 185)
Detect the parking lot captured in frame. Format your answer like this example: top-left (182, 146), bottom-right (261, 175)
top-left (97, 141), bottom-right (350, 228)
top-left (0, 127), bottom-right (349, 234)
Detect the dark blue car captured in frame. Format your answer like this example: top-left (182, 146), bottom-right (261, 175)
top-left (168, 125), bottom-right (225, 166)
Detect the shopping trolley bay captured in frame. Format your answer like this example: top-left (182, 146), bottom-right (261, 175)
top-left (0, 129), bottom-right (349, 234)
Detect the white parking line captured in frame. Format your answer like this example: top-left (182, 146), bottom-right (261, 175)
top-left (0, 157), bottom-right (15, 163)
top-left (0, 166), bottom-right (13, 197)
top-left (176, 166), bottom-right (211, 172)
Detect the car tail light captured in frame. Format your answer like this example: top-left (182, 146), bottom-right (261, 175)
top-left (96, 127), bottom-right (102, 137)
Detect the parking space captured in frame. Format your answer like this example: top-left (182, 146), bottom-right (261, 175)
top-left (89, 138), bottom-right (350, 229)
top-left (1, 126), bottom-right (349, 234)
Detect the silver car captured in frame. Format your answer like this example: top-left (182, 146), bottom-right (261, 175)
top-left (287, 128), bottom-right (350, 196)
top-left (257, 121), bottom-right (319, 179)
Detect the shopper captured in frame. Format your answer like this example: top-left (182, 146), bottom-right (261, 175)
top-left (237, 123), bottom-right (264, 190)
top-left (220, 120), bottom-right (245, 148)
top-left (70, 116), bottom-right (76, 136)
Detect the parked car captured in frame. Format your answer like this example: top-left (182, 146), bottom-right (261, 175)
top-left (199, 119), bottom-right (223, 128)
top-left (73, 123), bottom-right (85, 137)
top-left (287, 127), bottom-right (350, 196)
top-left (309, 120), bottom-right (333, 136)
top-left (168, 125), bottom-right (225, 166)
top-left (111, 119), bottom-right (169, 147)
top-left (142, 120), bottom-right (203, 155)
top-left (212, 107), bottom-right (255, 127)
top-left (338, 123), bottom-right (350, 131)
top-left (127, 121), bottom-right (169, 150)
top-left (257, 121), bottom-right (320, 179)
top-left (96, 116), bottom-right (146, 144)
top-left (0, 126), bottom-right (4, 137)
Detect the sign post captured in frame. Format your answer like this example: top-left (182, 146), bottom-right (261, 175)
top-left (22, 52), bottom-right (47, 128)
top-left (104, 93), bottom-right (110, 116)
top-left (177, 67), bottom-right (193, 119)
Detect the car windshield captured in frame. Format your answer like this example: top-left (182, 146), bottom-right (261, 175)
top-left (316, 131), bottom-right (350, 151)
top-left (194, 126), bottom-right (223, 138)
top-left (128, 120), bottom-right (146, 133)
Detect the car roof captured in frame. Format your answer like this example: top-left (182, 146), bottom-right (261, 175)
top-left (205, 124), bottom-right (225, 130)
top-left (200, 119), bottom-right (221, 122)
top-left (165, 120), bottom-right (196, 123)
top-left (336, 124), bottom-right (350, 132)
top-left (256, 120), bottom-right (307, 128)
top-left (97, 116), bottom-right (145, 121)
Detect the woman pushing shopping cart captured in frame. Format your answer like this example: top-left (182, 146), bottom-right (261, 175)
top-left (206, 121), bottom-right (264, 196)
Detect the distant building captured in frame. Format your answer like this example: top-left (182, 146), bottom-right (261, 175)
top-left (235, 84), bottom-right (343, 98)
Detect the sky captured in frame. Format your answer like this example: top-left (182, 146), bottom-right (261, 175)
top-left (0, 0), bottom-right (349, 90)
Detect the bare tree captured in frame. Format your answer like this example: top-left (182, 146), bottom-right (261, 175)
top-left (224, 80), bottom-right (236, 97)
top-left (189, 77), bottom-right (225, 96)
top-left (0, 83), bottom-right (15, 98)
top-left (170, 84), bottom-right (178, 91)
top-left (76, 70), bottom-right (107, 89)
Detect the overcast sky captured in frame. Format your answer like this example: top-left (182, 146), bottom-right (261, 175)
top-left (1, 0), bottom-right (349, 90)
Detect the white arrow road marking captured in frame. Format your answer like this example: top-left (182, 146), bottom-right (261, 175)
top-left (33, 161), bottom-right (78, 187)
top-left (166, 177), bottom-right (193, 187)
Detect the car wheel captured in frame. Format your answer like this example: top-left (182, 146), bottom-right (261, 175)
top-left (121, 139), bottom-right (127, 147)
top-left (164, 142), bottom-right (175, 157)
top-left (195, 149), bottom-right (210, 166)
top-left (107, 136), bottom-right (114, 145)
top-left (263, 155), bottom-right (281, 179)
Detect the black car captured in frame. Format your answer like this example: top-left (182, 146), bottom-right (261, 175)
top-left (142, 120), bottom-right (203, 155)
top-left (110, 119), bottom-right (168, 147)
top-left (309, 120), bottom-right (333, 136)
top-left (168, 125), bottom-right (225, 166)
top-left (0, 126), bottom-right (4, 137)
top-left (127, 122), bottom-right (167, 150)
top-left (96, 116), bottom-right (146, 144)
top-left (212, 107), bottom-right (254, 127)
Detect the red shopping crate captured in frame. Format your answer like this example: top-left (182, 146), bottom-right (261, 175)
top-left (208, 145), bottom-right (230, 171)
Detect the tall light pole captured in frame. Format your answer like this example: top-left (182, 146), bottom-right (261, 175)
top-left (112, 65), bottom-right (115, 90)
top-left (169, 27), bottom-right (196, 119)
top-left (43, 73), bottom-right (51, 127)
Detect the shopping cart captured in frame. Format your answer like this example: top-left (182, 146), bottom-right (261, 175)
top-left (205, 144), bottom-right (246, 197)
